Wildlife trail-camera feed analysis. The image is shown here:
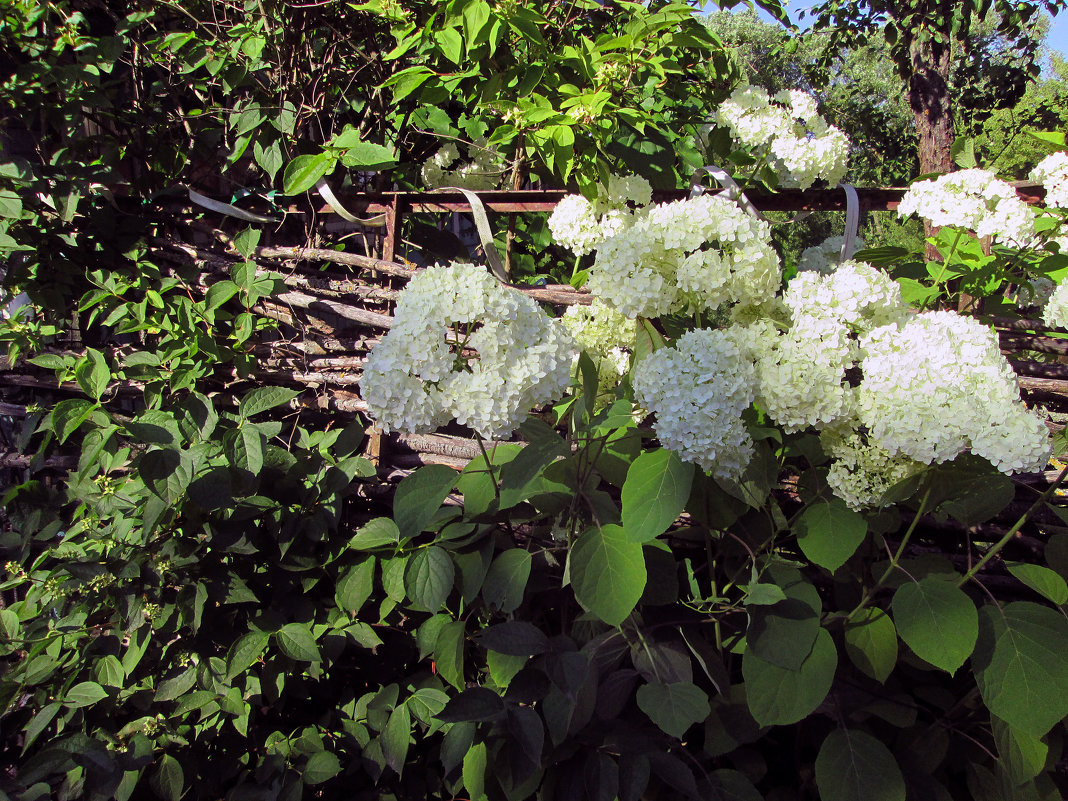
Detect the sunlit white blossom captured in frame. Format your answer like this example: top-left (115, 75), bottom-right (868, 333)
top-left (362, 263), bottom-right (577, 438)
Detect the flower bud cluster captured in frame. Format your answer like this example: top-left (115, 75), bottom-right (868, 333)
top-left (1031, 151), bottom-right (1068, 208)
top-left (897, 168), bottom-right (1036, 246)
top-left (561, 300), bottom-right (637, 400)
top-left (361, 263), bottom-right (577, 439)
top-left (588, 194), bottom-right (781, 318)
top-left (713, 85), bottom-right (849, 190)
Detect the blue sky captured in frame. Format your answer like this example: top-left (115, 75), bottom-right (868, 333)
top-left (706, 2), bottom-right (1068, 59)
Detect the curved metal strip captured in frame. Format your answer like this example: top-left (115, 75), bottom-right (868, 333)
top-left (839, 182), bottom-right (861, 261)
top-left (316, 178), bottom-right (386, 227)
top-left (438, 186), bottom-right (507, 281)
top-left (186, 187), bottom-right (278, 223)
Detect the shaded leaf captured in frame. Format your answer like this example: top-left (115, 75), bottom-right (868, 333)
top-left (621, 448), bottom-right (694, 543)
top-left (892, 577), bottom-right (976, 674)
top-left (569, 524), bottom-right (646, 626)
top-left (815, 729), bottom-right (906, 801)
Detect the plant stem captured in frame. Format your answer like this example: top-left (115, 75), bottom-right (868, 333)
top-left (844, 485), bottom-right (932, 622)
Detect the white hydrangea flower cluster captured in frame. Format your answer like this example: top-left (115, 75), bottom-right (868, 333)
top-left (1031, 151), bottom-right (1068, 208)
top-left (798, 235), bottom-right (866, 274)
top-left (632, 328), bottom-right (757, 481)
top-left (361, 263), bottom-right (577, 439)
top-left (896, 168), bottom-right (1036, 246)
top-left (422, 137), bottom-right (503, 191)
top-left (1042, 279), bottom-right (1068, 328)
top-left (561, 300), bottom-right (638, 398)
top-left (547, 174), bottom-right (652, 257)
top-left (856, 311), bottom-right (1050, 473)
top-left (588, 193), bottom-right (781, 318)
top-left (784, 261), bottom-right (908, 334)
top-left (639, 263), bottom-right (1048, 506)
top-left (820, 428), bottom-right (925, 511)
top-left (713, 85), bottom-right (849, 190)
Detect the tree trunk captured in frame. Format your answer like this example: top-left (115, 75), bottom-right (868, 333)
top-left (907, 31), bottom-right (955, 262)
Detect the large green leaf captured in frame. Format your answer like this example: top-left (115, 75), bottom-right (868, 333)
top-left (382, 702), bottom-right (411, 776)
top-left (303, 751), bottom-right (341, 785)
top-left (239, 386), bottom-right (301, 418)
top-left (746, 565), bottom-right (821, 671)
top-left (892, 577), bottom-right (977, 674)
top-left (1005, 562), bottom-right (1068, 605)
top-left (742, 628), bottom-right (837, 727)
top-left (404, 546), bottom-right (455, 612)
top-left (568, 524), bottom-right (646, 626)
top-left (815, 729), bottom-right (906, 801)
top-left (64, 681), bottom-right (108, 709)
top-left (434, 620), bottom-right (466, 691)
top-left (336, 558), bottom-right (376, 614)
top-left (393, 465), bottom-right (457, 541)
top-left (992, 716), bottom-right (1047, 786)
top-left (51, 399), bottom-right (96, 444)
top-left (482, 548), bottom-right (531, 613)
top-left (843, 608), bottom-right (898, 683)
top-left (275, 622), bottom-right (320, 662)
top-left (636, 681), bottom-right (711, 739)
top-left (281, 152), bottom-right (335, 195)
top-left (462, 741), bottom-right (488, 801)
top-left (225, 631), bottom-right (270, 680)
top-left (796, 497), bottom-right (867, 573)
top-left (621, 448), bottom-right (694, 543)
top-left (973, 602), bottom-right (1068, 737)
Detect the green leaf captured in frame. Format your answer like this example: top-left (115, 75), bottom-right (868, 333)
top-left (382, 702), bottom-right (411, 776)
top-left (393, 465), bottom-right (457, 541)
top-left (205, 280), bottom-right (240, 310)
top-left (151, 754), bottom-right (184, 801)
top-left (743, 583), bottom-right (787, 606)
top-left (0, 188), bottom-right (23, 218)
top-left (1005, 562), bottom-right (1068, 605)
top-left (336, 558), bottom-right (376, 614)
top-left (75, 348), bottom-right (110, 400)
top-left (844, 608), bottom-right (898, 684)
top-left (796, 498), bottom-right (867, 573)
top-left (992, 716), bottom-right (1047, 786)
top-left (973, 601), bottom-right (1068, 737)
top-left (482, 548), bottom-right (531, 613)
top-left (892, 577), bottom-right (977, 674)
top-left (303, 751), bottom-right (341, 785)
top-left (569, 524), bottom-right (646, 626)
top-left (621, 448), bottom-right (694, 543)
top-left (477, 621), bottom-right (549, 656)
top-left (438, 687), bottom-right (506, 723)
top-left (230, 426), bottom-right (264, 474)
top-left (743, 628), bottom-right (837, 727)
top-left (404, 546), bottom-right (455, 612)
top-left (815, 729), bottom-right (906, 801)
top-left (434, 620), bottom-right (466, 691)
top-left (746, 565), bottom-right (821, 671)
top-left (349, 517), bottom-right (401, 550)
top-left (51, 398), bottom-right (96, 443)
top-left (239, 386), bottom-right (301, 418)
top-left (636, 681), bottom-right (711, 739)
top-left (226, 630), bottom-right (270, 680)
top-left (462, 741), bottom-right (488, 801)
top-left (282, 152), bottom-right (335, 195)
top-left (22, 702), bottom-right (61, 753)
top-left (437, 26), bottom-right (464, 64)
top-left (254, 139), bottom-right (284, 181)
top-left (338, 140), bottom-right (398, 170)
top-left (64, 681), bottom-right (108, 709)
top-left (275, 622), bottom-right (320, 662)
